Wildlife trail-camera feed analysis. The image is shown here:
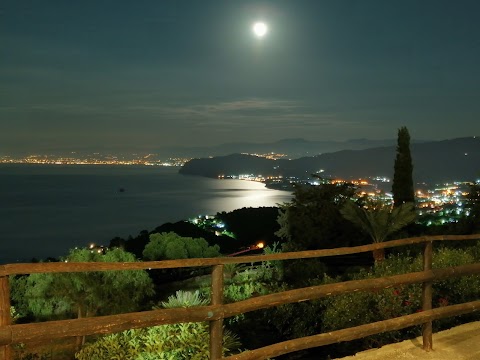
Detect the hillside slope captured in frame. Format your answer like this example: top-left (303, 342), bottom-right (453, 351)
top-left (180, 137), bottom-right (480, 183)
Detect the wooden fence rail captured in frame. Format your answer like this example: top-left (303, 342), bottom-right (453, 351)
top-left (224, 301), bottom-right (480, 360)
top-left (1, 234), bottom-right (480, 360)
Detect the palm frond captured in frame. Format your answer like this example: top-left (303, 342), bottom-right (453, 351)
top-left (341, 200), bottom-right (416, 243)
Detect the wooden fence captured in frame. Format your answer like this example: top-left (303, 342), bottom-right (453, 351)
top-left (1, 234), bottom-right (480, 360)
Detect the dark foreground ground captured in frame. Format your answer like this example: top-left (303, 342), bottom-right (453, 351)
top-left (333, 321), bottom-right (480, 360)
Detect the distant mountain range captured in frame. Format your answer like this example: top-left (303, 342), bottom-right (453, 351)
top-left (180, 137), bottom-right (480, 185)
top-left (7, 138), bottom-right (401, 159)
top-left (166, 138), bottom-right (402, 158)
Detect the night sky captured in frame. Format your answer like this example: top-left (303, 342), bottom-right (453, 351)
top-left (1, 0), bottom-right (479, 154)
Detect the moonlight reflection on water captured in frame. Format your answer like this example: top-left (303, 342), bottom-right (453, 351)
top-left (0, 165), bottom-right (292, 263)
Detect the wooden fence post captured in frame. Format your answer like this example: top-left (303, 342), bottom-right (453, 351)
top-left (422, 240), bottom-right (433, 351)
top-left (210, 264), bottom-right (224, 360)
top-left (0, 275), bottom-right (12, 360)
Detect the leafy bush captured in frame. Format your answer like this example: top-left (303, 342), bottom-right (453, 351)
top-left (75, 291), bottom-right (240, 360)
top-left (322, 246), bottom-right (480, 347)
top-left (196, 243), bottom-right (284, 307)
top-left (12, 248), bottom-right (154, 321)
top-left (143, 232), bottom-right (221, 260)
top-left (431, 247), bottom-right (480, 305)
top-left (157, 289), bottom-right (209, 308)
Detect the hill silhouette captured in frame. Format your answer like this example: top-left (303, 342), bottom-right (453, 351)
top-left (180, 137), bottom-right (480, 184)
top-left (166, 138), bottom-right (399, 158)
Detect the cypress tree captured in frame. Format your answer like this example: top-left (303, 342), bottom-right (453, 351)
top-left (392, 126), bottom-right (415, 207)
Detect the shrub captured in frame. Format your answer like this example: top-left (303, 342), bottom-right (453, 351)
top-left (432, 247), bottom-right (480, 305)
top-left (75, 291), bottom-right (240, 360)
top-left (143, 232), bottom-right (221, 260)
top-left (322, 246), bottom-right (480, 347)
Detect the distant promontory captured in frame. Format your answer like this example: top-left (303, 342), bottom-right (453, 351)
top-left (179, 137), bottom-right (480, 184)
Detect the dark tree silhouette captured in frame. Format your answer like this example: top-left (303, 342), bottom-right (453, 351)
top-left (392, 127), bottom-right (415, 207)
top-left (276, 183), bottom-right (361, 251)
top-left (216, 207), bottom-right (282, 250)
top-left (275, 183), bottom-right (370, 283)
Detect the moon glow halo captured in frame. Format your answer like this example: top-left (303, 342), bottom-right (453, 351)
top-left (252, 22), bottom-right (268, 38)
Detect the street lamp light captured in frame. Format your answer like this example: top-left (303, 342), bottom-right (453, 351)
top-left (227, 242), bottom-right (265, 256)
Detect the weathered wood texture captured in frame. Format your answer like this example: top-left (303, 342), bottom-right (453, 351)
top-left (210, 265), bottom-right (225, 360)
top-left (224, 300), bottom-right (480, 360)
top-left (422, 241), bottom-right (433, 351)
top-left (1, 235), bottom-right (479, 276)
top-left (0, 306), bottom-right (223, 346)
top-left (0, 276), bottom-right (11, 360)
top-left (1, 262), bottom-right (479, 347)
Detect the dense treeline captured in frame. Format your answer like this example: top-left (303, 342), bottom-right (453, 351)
top-left (109, 206), bottom-right (283, 259)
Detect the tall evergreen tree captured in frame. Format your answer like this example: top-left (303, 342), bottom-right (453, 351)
top-left (392, 127), bottom-right (415, 207)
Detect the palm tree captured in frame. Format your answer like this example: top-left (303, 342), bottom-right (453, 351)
top-left (340, 201), bottom-right (416, 262)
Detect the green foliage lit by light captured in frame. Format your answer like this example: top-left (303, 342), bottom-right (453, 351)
top-left (340, 201), bottom-right (416, 244)
top-left (143, 232), bottom-right (221, 260)
top-left (75, 291), bottom-right (241, 360)
top-left (221, 243), bottom-right (284, 303)
top-left (11, 248), bottom-right (154, 321)
top-left (157, 290), bottom-right (208, 309)
top-left (10, 306), bottom-right (20, 323)
top-left (340, 200), bottom-right (416, 261)
top-left (322, 246), bottom-right (480, 347)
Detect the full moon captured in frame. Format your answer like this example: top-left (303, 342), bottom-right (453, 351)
top-left (252, 22), bottom-right (268, 38)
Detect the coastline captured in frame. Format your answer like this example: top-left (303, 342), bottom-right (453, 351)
top-left (0, 164), bottom-right (292, 264)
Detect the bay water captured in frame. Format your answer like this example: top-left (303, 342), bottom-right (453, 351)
top-left (0, 165), bottom-right (292, 264)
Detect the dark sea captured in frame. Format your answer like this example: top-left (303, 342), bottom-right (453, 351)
top-left (0, 164), bottom-right (292, 264)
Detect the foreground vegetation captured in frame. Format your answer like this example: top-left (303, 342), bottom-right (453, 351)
top-left (9, 238), bottom-right (480, 360)
top-left (75, 291), bottom-right (240, 360)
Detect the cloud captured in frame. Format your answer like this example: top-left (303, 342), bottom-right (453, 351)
top-left (187, 99), bottom-right (337, 127)
top-left (125, 98), bottom-right (300, 118)
top-left (0, 92), bottom-right (374, 150)
top-left (120, 98), bottom-right (354, 136)
top-left (199, 99), bottom-right (299, 113)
